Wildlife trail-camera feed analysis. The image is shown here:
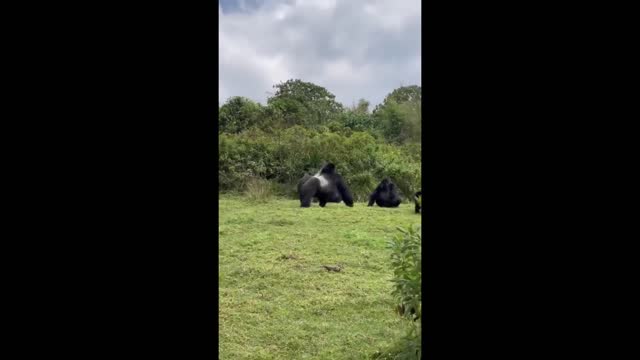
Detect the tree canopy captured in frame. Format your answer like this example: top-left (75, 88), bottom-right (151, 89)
top-left (266, 79), bottom-right (344, 128)
top-left (218, 79), bottom-right (422, 198)
top-left (218, 79), bottom-right (421, 144)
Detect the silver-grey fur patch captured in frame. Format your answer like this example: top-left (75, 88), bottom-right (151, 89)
top-left (314, 173), bottom-right (329, 188)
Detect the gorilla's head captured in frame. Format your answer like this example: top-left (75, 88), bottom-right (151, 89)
top-left (320, 163), bottom-right (336, 174)
top-left (379, 178), bottom-right (393, 191)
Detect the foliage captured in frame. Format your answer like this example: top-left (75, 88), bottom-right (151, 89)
top-left (218, 96), bottom-right (263, 134)
top-left (355, 98), bottom-right (371, 113)
top-left (372, 224), bottom-right (422, 359)
top-left (218, 79), bottom-right (422, 202)
top-left (389, 225), bottom-right (422, 325)
top-left (374, 85), bottom-right (422, 113)
top-left (373, 100), bottom-right (421, 144)
top-left (337, 108), bottom-right (379, 133)
top-left (373, 144), bottom-right (421, 200)
top-left (370, 85), bottom-right (422, 144)
top-left (267, 79), bottom-right (344, 128)
top-left (219, 129), bottom-right (421, 201)
top-left (370, 335), bottom-right (421, 360)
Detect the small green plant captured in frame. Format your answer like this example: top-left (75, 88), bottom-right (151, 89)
top-left (374, 224), bottom-right (422, 359)
top-left (390, 225), bottom-right (421, 322)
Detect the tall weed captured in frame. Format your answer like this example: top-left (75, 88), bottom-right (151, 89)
top-left (243, 177), bottom-right (275, 203)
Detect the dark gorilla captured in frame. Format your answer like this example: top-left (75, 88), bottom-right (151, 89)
top-left (297, 163), bottom-right (354, 208)
top-left (367, 178), bottom-right (401, 207)
top-left (414, 190), bottom-right (422, 213)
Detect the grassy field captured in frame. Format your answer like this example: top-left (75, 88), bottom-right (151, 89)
top-left (219, 196), bottom-right (422, 359)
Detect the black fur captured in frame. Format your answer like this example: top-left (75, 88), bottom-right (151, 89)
top-left (297, 163), bottom-right (354, 208)
top-left (367, 178), bottom-right (401, 208)
top-left (414, 190), bottom-right (422, 214)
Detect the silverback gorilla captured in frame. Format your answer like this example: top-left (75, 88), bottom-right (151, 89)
top-left (368, 178), bottom-right (401, 207)
top-left (298, 163), bottom-right (354, 208)
top-left (414, 190), bottom-right (422, 213)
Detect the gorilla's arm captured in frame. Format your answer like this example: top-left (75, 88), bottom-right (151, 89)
top-left (368, 182), bottom-right (386, 206)
top-left (367, 191), bottom-right (377, 206)
top-left (336, 176), bottom-right (354, 207)
top-left (297, 174), bottom-right (312, 194)
top-left (299, 176), bottom-right (318, 208)
top-left (389, 184), bottom-right (402, 202)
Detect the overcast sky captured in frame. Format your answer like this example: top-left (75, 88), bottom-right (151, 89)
top-left (219, 0), bottom-right (421, 108)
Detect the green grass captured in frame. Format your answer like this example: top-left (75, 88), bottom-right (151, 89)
top-left (219, 195), bottom-right (422, 359)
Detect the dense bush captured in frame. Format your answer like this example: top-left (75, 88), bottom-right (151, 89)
top-left (218, 128), bottom-right (421, 201)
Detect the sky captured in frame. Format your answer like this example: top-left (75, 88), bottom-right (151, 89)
top-left (219, 0), bottom-right (421, 108)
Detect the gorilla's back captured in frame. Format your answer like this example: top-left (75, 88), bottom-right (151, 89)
top-left (297, 174), bottom-right (313, 193)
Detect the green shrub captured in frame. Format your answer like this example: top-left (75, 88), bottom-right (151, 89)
top-left (373, 224), bottom-right (422, 359)
top-left (389, 225), bottom-right (421, 322)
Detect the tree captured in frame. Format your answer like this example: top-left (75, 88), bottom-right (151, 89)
top-left (218, 96), bottom-right (263, 133)
top-left (355, 98), bottom-right (370, 114)
top-left (374, 101), bottom-right (404, 143)
top-left (267, 79), bottom-right (344, 128)
top-left (338, 109), bottom-right (376, 133)
top-left (374, 85), bottom-right (421, 114)
top-left (373, 86), bottom-right (422, 144)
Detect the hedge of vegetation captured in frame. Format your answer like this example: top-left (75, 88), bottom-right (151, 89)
top-left (218, 79), bottom-right (421, 201)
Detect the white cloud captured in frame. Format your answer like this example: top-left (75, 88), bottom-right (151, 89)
top-left (219, 0), bottom-right (421, 107)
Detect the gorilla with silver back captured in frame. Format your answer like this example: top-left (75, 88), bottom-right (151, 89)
top-left (297, 163), bottom-right (354, 208)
